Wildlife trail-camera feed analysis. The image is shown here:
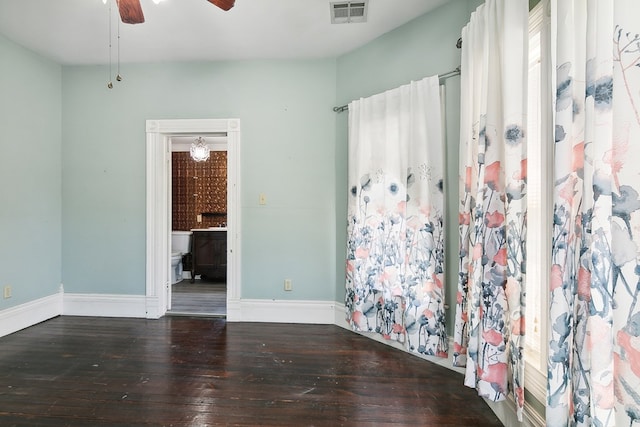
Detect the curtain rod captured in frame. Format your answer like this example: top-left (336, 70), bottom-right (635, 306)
top-left (332, 66), bottom-right (461, 113)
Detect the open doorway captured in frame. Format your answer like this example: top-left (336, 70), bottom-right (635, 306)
top-left (145, 119), bottom-right (240, 320)
top-left (168, 135), bottom-right (228, 316)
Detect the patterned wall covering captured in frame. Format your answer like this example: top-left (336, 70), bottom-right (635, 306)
top-left (172, 151), bottom-right (227, 231)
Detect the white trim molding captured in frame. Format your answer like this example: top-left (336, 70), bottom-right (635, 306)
top-left (0, 292), bottom-right (63, 338)
top-left (227, 299), bottom-right (337, 324)
top-left (63, 294), bottom-right (148, 318)
top-left (333, 301), bottom-right (349, 329)
top-left (485, 395), bottom-right (545, 427)
top-left (145, 296), bottom-right (162, 319)
top-left (146, 118), bottom-right (242, 318)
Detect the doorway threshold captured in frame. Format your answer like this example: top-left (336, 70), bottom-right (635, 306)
top-left (166, 311), bottom-right (226, 318)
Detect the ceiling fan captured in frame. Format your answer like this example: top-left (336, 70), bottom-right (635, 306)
top-left (116, 0), bottom-right (235, 24)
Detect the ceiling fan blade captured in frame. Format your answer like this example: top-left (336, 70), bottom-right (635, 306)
top-left (116, 0), bottom-right (145, 24)
top-left (207, 0), bottom-right (235, 11)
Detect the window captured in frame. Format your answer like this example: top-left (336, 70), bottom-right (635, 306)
top-left (524, 0), bottom-right (550, 406)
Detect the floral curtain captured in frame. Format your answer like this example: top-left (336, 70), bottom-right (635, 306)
top-left (345, 76), bottom-right (447, 357)
top-left (453, 0), bottom-right (529, 420)
top-left (547, 0), bottom-right (640, 425)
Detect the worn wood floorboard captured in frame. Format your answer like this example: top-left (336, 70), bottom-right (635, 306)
top-left (169, 280), bottom-right (226, 316)
top-left (0, 316), bottom-right (503, 426)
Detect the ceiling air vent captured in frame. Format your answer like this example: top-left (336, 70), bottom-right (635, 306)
top-left (330, 1), bottom-right (368, 24)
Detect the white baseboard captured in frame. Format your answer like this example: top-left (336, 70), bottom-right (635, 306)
top-left (226, 298), bottom-right (336, 324)
top-left (485, 396), bottom-right (545, 427)
top-left (226, 298), bottom-right (242, 321)
top-left (145, 296), bottom-right (162, 319)
top-left (333, 302), bottom-right (350, 329)
top-left (63, 293), bottom-right (148, 318)
top-left (0, 292), bottom-right (63, 338)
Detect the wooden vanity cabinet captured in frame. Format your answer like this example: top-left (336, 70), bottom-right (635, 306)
top-left (191, 231), bottom-right (227, 282)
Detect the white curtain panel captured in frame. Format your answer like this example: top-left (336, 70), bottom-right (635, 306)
top-left (453, 0), bottom-right (529, 420)
top-left (547, 0), bottom-right (640, 425)
top-left (345, 76), bottom-right (447, 357)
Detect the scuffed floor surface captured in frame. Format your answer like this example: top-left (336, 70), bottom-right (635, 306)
top-left (0, 316), bottom-right (503, 426)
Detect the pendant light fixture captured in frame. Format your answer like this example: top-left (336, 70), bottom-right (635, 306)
top-left (190, 137), bottom-right (210, 162)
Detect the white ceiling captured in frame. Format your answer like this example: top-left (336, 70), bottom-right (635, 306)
top-left (0, 0), bottom-right (450, 65)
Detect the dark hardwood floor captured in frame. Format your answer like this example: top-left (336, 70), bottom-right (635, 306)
top-left (0, 316), bottom-right (503, 426)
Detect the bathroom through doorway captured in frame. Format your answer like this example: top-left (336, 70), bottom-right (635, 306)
top-left (145, 118), bottom-right (240, 320)
top-left (168, 135), bottom-right (228, 316)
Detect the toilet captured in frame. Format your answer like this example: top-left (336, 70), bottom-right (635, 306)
top-left (171, 231), bottom-right (192, 285)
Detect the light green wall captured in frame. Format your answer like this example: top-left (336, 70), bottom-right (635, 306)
top-left (61, 60), bottom-right (337, 300)
top-left (0, 34), bottom-right (62, 307)
top-left (334, 0), bottom-right (483, 332)
top-left (2, 0), bottom-right (483, 314)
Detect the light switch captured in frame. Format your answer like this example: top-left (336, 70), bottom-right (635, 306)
top-left (259, 194), bottom-right (267, 205)
top-left (197, 214), bottom-right (202, 222)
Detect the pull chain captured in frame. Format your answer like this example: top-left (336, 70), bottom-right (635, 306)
top-left (116, 9), bottom-right (122, 82)
top-left (107, 0), bottom-right (113, 89)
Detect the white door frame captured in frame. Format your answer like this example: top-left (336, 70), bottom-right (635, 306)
top-left (145, 118), bottom-right (241, 319)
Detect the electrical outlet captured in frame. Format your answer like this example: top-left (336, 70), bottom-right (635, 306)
top-left (197, 214), bottom-right (202, 223)
top-left (259, 193), bottom-right (267, 205)
top-left (3, 285), bottom-right (11, 299)
top-left (284, 279), bottom-right (292, 291)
